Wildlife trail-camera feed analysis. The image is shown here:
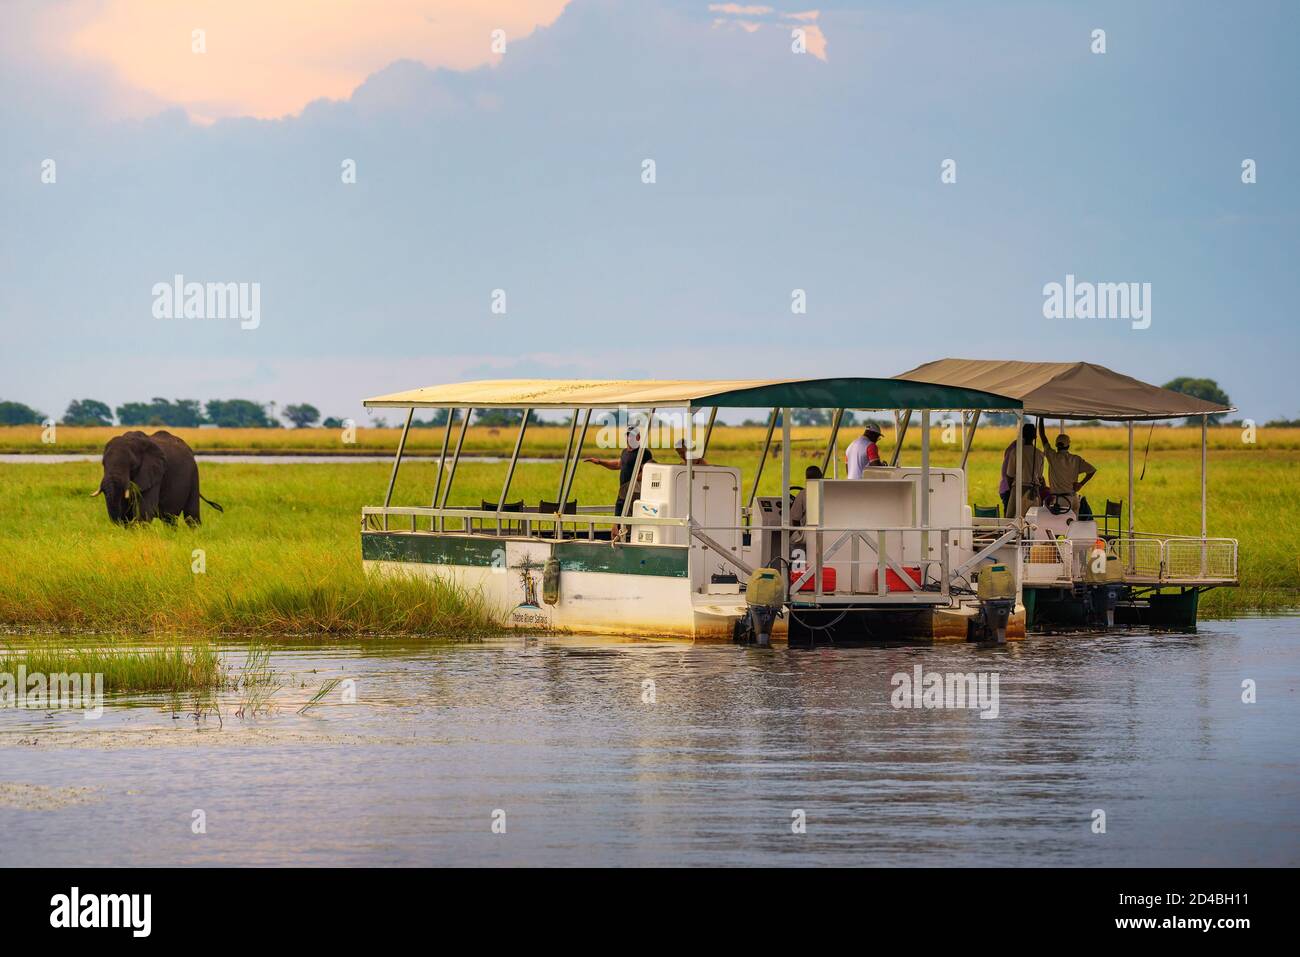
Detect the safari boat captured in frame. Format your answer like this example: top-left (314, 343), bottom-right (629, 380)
top-left (360, 364), bottom-right (1237, 644)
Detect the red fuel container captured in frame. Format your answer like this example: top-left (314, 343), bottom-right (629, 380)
top-left (790, 566), bottom-right (837, 593)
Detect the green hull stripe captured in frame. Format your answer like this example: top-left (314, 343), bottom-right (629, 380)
top-left (362, 532), bottom-right (502, 566)
top-left (553, 541), bottom-right (687, 577)
top-left (361, 532), bottom-right (687, 578)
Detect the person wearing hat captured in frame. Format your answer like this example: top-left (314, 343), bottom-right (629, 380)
top-left (585, 424), bottom-right (655, 539)
top-left (673, 438), bottom-right (710, 467)
top-left (1038, 418), bottom-right (1096, 513)
top-left (845, 424), bottom-right (885, 478)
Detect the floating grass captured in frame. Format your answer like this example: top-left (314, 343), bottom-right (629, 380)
top-left (0, 641), bottom-right (227, 693)
top-left (298, 677), bottom-right (344, 714)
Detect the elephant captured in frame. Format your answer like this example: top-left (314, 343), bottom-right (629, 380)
top-left (92, 430), bottom-right (223, 525)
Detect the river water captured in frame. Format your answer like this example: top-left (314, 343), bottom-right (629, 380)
top-left (1, 617), bottom-right (1296, 866)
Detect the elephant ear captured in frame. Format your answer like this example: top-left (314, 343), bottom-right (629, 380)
top-left (131, 434), bottom-right (167, 491)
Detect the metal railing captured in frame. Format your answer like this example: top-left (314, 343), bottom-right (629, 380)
top-left (1020, 539), bottom-right (1075, 584)
top-left (362, 504), bottom-right (687, 539)
top-left (694, 522), bottom-right (1021, 605)
top-left (363, 504), bottom-right (1239, 592)
top-left (1018, 534), bottom-right (1238, 585)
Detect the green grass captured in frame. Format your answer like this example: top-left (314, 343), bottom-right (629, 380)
top-left (0, 438), bottom-right (1295, 635)
top-left (0, 641), bottom-right (226, 692)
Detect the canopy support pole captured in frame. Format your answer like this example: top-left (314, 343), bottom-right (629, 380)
top-left (960, 410), bottom-right (980, 471)
top-left (555, 408), bottom-right (580, 506)
top-left (780, 407), bottom-right (791, 608)
top-left (700, 407), bottom-right (718, 459)
top-left (495, 408), bottom-right (531, 533)
top-left (1014, 410), bottom-right (1024, 606)
top-left (920, 410), bottom-right (931, 566)
top-left (686, 406), bottom-right (695, 530)
top-left (430, 410), bottom-right (455, 531)
top-left (439, 407), bottom-right (473, 531)
top-left (1127, 420), bottom-right (1135, 572)
top-left (556, 409), bottom-right (591, 540)
top-left (1013, 411), bottom-right (1023, 522)
top-left (1200, 415), bottom-right (1208, 539)
top-left (821, 408), bottom-right (845, 477)
top-left (381, 408), bottom-right (414, 530)
top-left (746, 408), bottom-right (778, 510)
top-left (1201, 414), bottom-right (1209, 576)
top-left (890, 410), bottom-right (912, 466)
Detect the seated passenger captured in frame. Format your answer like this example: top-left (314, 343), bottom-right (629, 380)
top-left (673, 438), bottom-right (710, 467)
top-left (790, 464), bottom-right (821, 530)
top-left (1038, 419), bottom-right (1097, 513)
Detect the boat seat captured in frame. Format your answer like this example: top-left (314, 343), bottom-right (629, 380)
top-left (476, 500), bottom-right (524, 534)
top-left (1100, 499), bottom-right (1124, 540)
top-left (537, 499), bottom-right (579, 538)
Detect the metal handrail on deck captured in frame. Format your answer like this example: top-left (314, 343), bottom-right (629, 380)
top-left (362, 504), bottom-right (689, 538)
top-left (1019, 534), bottom-right (1239, 585)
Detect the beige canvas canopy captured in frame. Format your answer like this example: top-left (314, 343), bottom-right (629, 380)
top-left (895, 358), bottom-right (1233, 421)
top-left (364, 377), bottom-right (1021, 411)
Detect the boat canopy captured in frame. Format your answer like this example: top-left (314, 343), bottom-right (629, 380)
top-left (895, 358), bottom-right (1234, 422)
top-left (364, 377), bottom-right (1023, 411)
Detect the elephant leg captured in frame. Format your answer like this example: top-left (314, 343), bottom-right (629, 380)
top-left (184, 486), bottom-right (202, 526)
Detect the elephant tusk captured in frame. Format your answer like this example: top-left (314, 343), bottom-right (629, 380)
top-left (90, 488), bottom-right (102, 497)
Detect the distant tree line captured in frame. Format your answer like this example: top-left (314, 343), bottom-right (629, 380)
top-left (0, 397), bottom-right (339, 429)
top-left (0, 379), bottom-right (1274, 429)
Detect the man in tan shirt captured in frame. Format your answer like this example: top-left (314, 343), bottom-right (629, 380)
top-left (1038, 419), bottom-right (1097, 512)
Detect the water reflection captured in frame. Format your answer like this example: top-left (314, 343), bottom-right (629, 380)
top-left (0, 619), bottom-right (1296, 866)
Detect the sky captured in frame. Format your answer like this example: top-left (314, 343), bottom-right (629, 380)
top-left (2, 0), bottom-right (1297, 425)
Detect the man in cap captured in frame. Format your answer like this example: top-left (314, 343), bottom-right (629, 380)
top-left (1038, 419), bottom-right (1096, 513)
top-left (845, 424), bottom-right (884, 478)
top-left (585, 424), bottom-right (655, 540)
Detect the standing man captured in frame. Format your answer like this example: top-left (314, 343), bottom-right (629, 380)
top-left (1000, 422), bottom-right (1045, 517)
top-left (585, 425), bottom-right (655, 539)
top-left (1038, 419), bottom-right (1097, 512)
top-left (845, 424), bottom-right (884, 478)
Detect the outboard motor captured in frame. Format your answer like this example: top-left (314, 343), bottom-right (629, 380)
top-left (743, 567), bottom-right (785, 647)
top-left (971, 563), bottom-right (1015, 643)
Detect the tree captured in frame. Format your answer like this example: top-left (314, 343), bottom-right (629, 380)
top-left (410, 409), bottom-right (463, 428)
top-left (1162, 377), bottom-right (1232, 424)
top-left (62, 399), bottom-right (114, 426)
top-left (116, 398), bottom-right (204, 427)
top-left (791, 409), bottom-right (831, 426)
top-left (0, 400), bottom-right (44, 425)
top-left (205, 399), bottom-right (274, 428)
top-left (282, 403), bottom-right (321, 428)
top-left (474, 409), bottom-right (540, 427)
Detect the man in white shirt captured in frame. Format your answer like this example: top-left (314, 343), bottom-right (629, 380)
top-left (845, 425), bottom-right (884, 478)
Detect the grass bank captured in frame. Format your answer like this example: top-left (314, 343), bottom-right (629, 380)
top-left (0, 436), bottom-right (1295, 633)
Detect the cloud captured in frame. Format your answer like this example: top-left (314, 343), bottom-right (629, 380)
top-left (707, 3), bottom-right (827, 61)
top-left (62, 0), bottom-right (571, 121)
